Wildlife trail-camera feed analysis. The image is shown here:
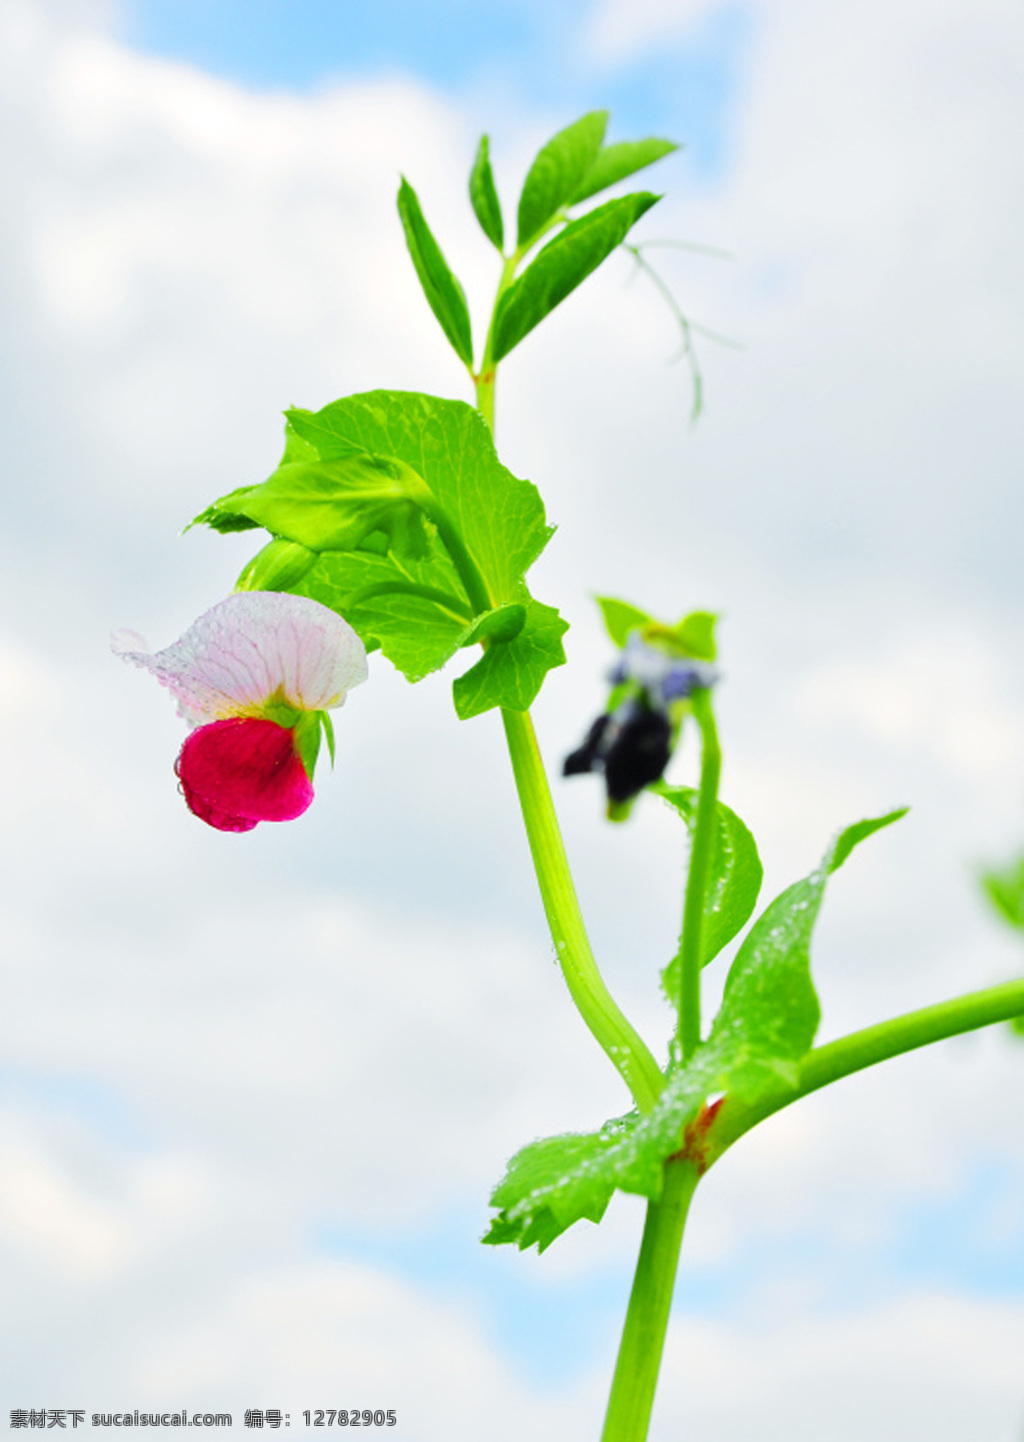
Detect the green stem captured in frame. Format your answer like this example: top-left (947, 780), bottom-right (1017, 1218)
top-left (677, 689), bottom-right (720, 1058)
top-left (713, 975), bottom-right (1024, 1156)
top-left (474, 215), bottom-right (569, 428)
top-left (601, 1160), bottom-right (699, 1442)
top-left (502, 707), bottom-right (664, 1114)
top-left (471, 247), bottom-right (661, 1112)
top-left (596, 695), bottom-right (719, 1441)
top-left (474, 372), bottom-right (496, 432)
top-left (474, 253), bottom-right (517, 434)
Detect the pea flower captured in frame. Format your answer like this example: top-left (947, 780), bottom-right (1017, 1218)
top-left (564, 633), bottom-right (717, 807)
top-left (113, 592), bottom-right (368, 832)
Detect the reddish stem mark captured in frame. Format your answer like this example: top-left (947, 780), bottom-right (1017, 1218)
top-left (668, 1095), bottom-right (725, 1176)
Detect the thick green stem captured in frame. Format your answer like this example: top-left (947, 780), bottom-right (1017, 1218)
top-left (713, 975), bottom-right (1024, 1156)
top-left (596, 695), bottom-right (719, 1441)
top-left (601, 1160), bottom-right (699, 1442)
top-left (677, 690), bottom-right (720, 1057)
top-left (502, 708), bottom-right (664, 1113)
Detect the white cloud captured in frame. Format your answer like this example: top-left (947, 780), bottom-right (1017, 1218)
top-left (798, 629), bottom-right (1024, 786)
top-left (135, 1260), bottom-right (597, 1437)
top-left (0, 1116), bottom-right (128, 1278)
top-left (656, 1290), bottom-right (1024, 1440)
top-left (0, 1109), bottom-right (212, 1280)
top-left (584, 0), bottom-right (725, 64)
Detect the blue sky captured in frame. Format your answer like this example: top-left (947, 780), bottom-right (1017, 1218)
top-left (121, 0), bottom-right (752, 178)
top-left (320, 1150), bottom-right (1024, 1387)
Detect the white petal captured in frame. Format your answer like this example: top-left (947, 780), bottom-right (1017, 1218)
top-left (113, 592), bottom-right (368, 724)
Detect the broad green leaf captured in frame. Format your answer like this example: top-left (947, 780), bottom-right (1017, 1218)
top-left (516, 110), bottom-right (607, 251)
top-left (204, 392), bottom-right (560, 691)
top-left (280, 424), bottom-right (321, 465)
top-left (572, 137), bottom-right (679, 205)
top-left (285, 392), bottom-right (553, 605)
top-left (452, 599), bottom-right (568, 718)
top-left (485, 809), bottom-right (907, 1252)
top-left (294, 545), bottom-right (470, 680)
top-left (224, 455), bottom-right (432, 560)
top-left (494, 193), bottom-right (661, 362)
top-left (596, 595), bottom-right (654, 647)
top-left (654, 786), bottom-right (763, 1000)
top-left (397, 178), bottom-right (474, 367)
top-left (469, 134), bottom-right (504, 251)
top-left (712, 808), bottom-right (907, 1099)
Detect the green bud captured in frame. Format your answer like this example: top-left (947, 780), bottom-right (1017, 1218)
top-left (236, 539), bottom-right (317, 593)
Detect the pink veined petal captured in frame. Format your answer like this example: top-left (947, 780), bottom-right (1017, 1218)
top-left (175, 718), bottom-right (314, 831)
top-left (113, 592), bottom-right (368, 723)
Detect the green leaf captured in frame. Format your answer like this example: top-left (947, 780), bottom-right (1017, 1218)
top-left (572, 137), bottom-right (679, 205)
top-left (321, 711), bottom-right (335, 766)
top-left (210, 391), bottom-right (558, 689)
top-left (484, 1117), bottom-right (634, 1252)
top-left (494, 193), bottom-right (661, 362)
top-left (516, 110), bottom-right (607, 251)
top-left (397, 177), bottom-right (474, 367)
top-left (293, 710), bottom-right (322, 779)
top-left (595, 599), bottom-right (718, 660)
top-left (285, 393), bottom-right (553, 604)
top-left (295, 546), bottom-right (469, 680)
top-left (453, 599), bottom-right (568, 719)
top-left (596, 595), bottom-right (654, 647)
top-left (654, 786), bottom-right (763, 999)
top-left (190, 485), bottom-right (262, 534)
top-left (712, 808), bottom-right (907, 1099)
top-left (670, 610), bottom-right (717, 661)
top-left (223, 454), bottom-right (433, 560)
top-left (982, 856), bottom-right (1024, 930)
top-left (829, 808), bottom-right (908, 874)
top-left (484, 1056), bottom-right (723, 1252)
top-left (469, 134), bottom-right (504, 251)
top-left (485, 809), bottom-right (908, 1252)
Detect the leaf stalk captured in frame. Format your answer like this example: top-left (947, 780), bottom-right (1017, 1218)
top-left (501, 708), bottom-right (664, 1113)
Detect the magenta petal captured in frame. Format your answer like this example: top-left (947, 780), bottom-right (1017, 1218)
top-left (175, 718), bottom-right (314, 832)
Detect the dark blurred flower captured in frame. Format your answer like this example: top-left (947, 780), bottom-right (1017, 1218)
top-left (564, 635), bottom-right (717, 809)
